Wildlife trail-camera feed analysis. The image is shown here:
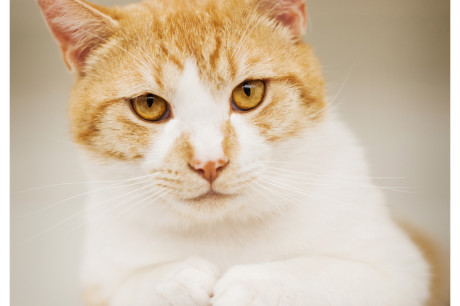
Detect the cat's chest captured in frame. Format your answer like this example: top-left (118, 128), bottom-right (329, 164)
top-left (88, 213), bottom-right (319, 271)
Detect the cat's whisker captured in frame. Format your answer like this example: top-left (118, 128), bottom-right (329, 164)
top-left (223, 174), bottom-right (261, 189)
top-left (260, 164), bottom-right (353, 177)
top-left (304, 63), bottom-right (355, 121)
top-left (252, 181), bottom-right (300, 212)
top-left (263, 170), bottom-right (335, 182)
top-left (62, 187), bottom-right (165, 239)
top-left (91, 185), bottom-right (156, 217)
top-left (259, 162), bottom-right (405, 179)
top-left (259, 175), bottom-right (409, 217)
top-left (262, 173), bottom-right (414, 194)
top-left (251, 180), bottom-right (313, 218)
top-left (264, 170), bottom-right (414, 189)
top-left (259, 175), bottom-right (353, 207)
top-left (71, 189), bottom-right (173, 260)
top-left (260, 164), bottom-right (414, 193)
top-left (328, 63), bottom-right (355, 105)
top-left (257, 179), bottom-right (351, 216)
top-left (261, 167), bottom-right (410, 185)
top-left (16, 173), bottom-right (155, 194)
top-left (111, 188), bottom-right (168, 219)
top-left (251, 181), bottom-right (292, 213)
top-left (17, 178), bottom-right (153, 217)
top-left (16, 182), bottom-right (153, 245)
top-left (128, 189), bottom-right (174, 217)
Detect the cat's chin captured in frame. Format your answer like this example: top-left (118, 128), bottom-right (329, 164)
top-left (183, 190), bottom-right (236, 203)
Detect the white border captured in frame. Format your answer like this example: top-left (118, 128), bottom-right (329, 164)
top-left (1, 0), bottom-right (10, 304)
top-left (451, 0), bottom-right (456, 304)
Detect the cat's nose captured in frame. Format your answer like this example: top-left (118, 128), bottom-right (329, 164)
top-left (189, 158), bottom-right (229, 183)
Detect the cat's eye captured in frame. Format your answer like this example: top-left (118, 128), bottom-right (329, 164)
top-left (231, 80), bottom-right (265, 111)
top-left (131, 94), bottom-right (170, 121)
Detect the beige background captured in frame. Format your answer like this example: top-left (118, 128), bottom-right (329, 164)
top-left (11, 0), bottom-right (449, 305)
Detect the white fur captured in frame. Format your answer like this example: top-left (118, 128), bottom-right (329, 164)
top-left (80, 62), bottom-right (429, 305)
top-left (173, 60), bottom-right (227, 162)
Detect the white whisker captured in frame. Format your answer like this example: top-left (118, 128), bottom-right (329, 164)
top-left (259, 162), bottom-right (405, 179)
top-left (305, 63), bottom-right (355, 120)
top-left (16, 173), bottom-right (155, 194)
top-left (262, 172), bottom-right (413, 193)
top-left (18, 178), bottom-right (152, 217)
top-left (16, 183), bottom-right (152, 245)
top-left (62, 187), bottom-right (163, 239)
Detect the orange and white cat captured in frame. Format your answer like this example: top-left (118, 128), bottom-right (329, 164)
top-left (38, 0), bottom-right (431, 305)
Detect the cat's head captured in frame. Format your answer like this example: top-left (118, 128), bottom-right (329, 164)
top-left (38, 0), bottom-right (327, 222)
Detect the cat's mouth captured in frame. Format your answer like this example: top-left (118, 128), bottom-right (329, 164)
top-left (185, 190), bottom-right (234, 202)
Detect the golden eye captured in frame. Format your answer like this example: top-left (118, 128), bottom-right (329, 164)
top-left (131, 94), bottom-right (170, 121)
top-left (231, 80), bottom-right (265, 111)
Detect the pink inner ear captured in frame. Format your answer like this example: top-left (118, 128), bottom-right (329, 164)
top-left (38, 0), bottom-right (116, 72)
top-left (49, 28), bottom-right (86, 70)
top-left (262, 0), bottom-right (307, 38)
top-left (58, 28), bottom-right (97, 71)
top-left (278, 9), bottom-right (306, 37)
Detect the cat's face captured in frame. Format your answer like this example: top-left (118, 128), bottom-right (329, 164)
top-left (39, 0), bottom-right (326, 220)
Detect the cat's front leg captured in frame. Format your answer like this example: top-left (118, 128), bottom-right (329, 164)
top-left (110, 257), bottom-right (220, 306)
top-left (212, 263), bottom-right (294, 306)
top-left (212, 256), bottom-right (429, 306)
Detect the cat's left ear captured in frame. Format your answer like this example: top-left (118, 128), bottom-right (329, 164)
top-left (37, 0), bottom-right (118, 73)
top-left (257, 0), bottom-right (307, 38)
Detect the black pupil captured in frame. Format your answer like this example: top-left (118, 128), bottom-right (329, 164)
top-left (243, 83), bottom-right (251, 97)
top-left (146, 94), bottom-right (154, 108)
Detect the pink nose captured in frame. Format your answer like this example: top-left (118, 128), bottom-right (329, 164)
top-left (189, 158), bottom-right (229, 183)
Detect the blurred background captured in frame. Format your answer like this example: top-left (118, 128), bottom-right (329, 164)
top-left (11, 0), bottom-right (449, 305)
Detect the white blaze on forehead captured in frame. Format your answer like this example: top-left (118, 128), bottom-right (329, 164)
top-left (173, 59), bottom-right (228, 161)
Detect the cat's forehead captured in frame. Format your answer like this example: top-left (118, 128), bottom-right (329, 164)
top-left (109, 1), bottom-right (288, 93)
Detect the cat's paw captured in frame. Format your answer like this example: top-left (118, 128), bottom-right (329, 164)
top-left (153, 257), bottom-right (220, 306)
top-left (212, 265), bottom-right (289, 306)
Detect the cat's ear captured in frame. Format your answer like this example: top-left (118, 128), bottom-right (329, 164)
top-left (257, 0), bottom-right (307, 38)
top-left (37, 0), bottom-right (118, 72)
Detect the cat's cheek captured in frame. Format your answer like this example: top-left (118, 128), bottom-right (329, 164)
top-left (142, 120), bottom-right (182, 170)
top-left (230, 114), bottom-right (272, 171)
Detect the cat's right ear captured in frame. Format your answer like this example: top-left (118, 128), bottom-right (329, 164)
top-left (37, 0), bottom-right (118, 73)
top-left (257, 0), bottom-right (307, 39)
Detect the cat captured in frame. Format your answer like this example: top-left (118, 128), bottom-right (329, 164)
top-left (37, 0), bottom-right (432, 305)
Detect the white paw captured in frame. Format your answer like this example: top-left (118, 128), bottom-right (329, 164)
top-left (153, 257), bottom-right (220, 306)
top-left (212, 265), bottom-right (289, 306)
